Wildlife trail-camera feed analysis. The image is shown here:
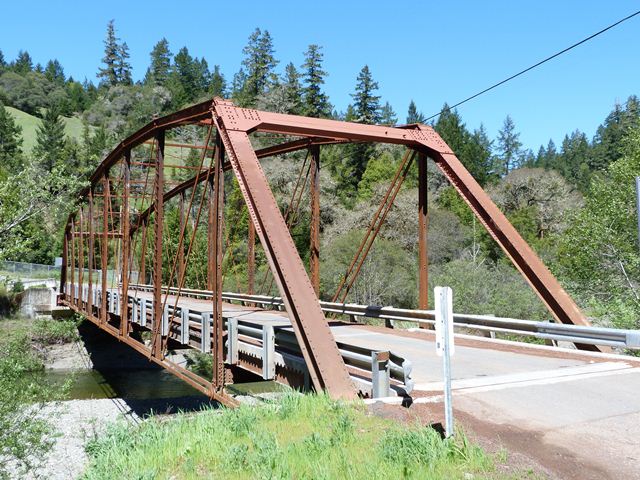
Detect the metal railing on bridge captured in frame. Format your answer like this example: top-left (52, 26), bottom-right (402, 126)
top-left (127, 284), bottom-right (640, 351)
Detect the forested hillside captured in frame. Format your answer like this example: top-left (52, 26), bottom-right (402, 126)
top-left (1, 20), bottom-right (638, 329)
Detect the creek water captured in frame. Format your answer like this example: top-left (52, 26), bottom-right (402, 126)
top-left (42, 368), bottom-right (205, 401)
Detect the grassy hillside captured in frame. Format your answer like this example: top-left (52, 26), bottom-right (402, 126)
top-left (6, 107), bottom-right (87, 154)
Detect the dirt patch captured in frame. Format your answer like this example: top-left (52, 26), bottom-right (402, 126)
top-left (45, 341), bottom-right (93, 370)
top-left (366, 400), bottom-right (614, 479)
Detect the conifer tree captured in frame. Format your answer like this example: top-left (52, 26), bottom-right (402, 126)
top-left (116, 42), bottom-right (133, 85)
top-left (98, 20), bottom-right (120, 86)
top-left (496, 115), bottom-right (522, 175)
top-left (380, 102), bottom-right (397, 126)
top-left (33, 106), bottom-right (66, 173)
top-left (0, 49), bottom-right (5, 73)
top-left (0, 103), bottom-right (23, 176)
top-left (351, 65), bottom-right (381, 125)
top-left (282, 63), bottom-right (303, 114)
top-left (13, 50), bottom-right (33, 75)
top-left (240, 28), bottom-right (278, 105)
top-left (301, 45), bottom-right (331, 118)
top-left (98, 20), bottom-right (131, 87)
top-left (145, 38), bottom-right (172, 86)
top-left (406, 100), bottom-right (425, 124)
top-left (209, 65), bottom-right (227, 97)
top-left (171, 47), bottom-right (199, 104)
top-left (44, 60), bottom-right (65, 85)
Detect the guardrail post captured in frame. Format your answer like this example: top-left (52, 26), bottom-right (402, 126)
top-left (140, 299), bottom-right (147, 327)
top-left (201, 312), bottom-right (211, 353)
top-left (161, 303), bottom-right (169, 336)
top-left (262, 325), bottom-right (275, 379)
top-left (131, 297), bottom-right (138, 324)
top-left (371, 350), bottom-right (390, 398)
top-left (180, 307), bottom-right (190, 344)
top-left (227, 317), bottom-right (238, 364)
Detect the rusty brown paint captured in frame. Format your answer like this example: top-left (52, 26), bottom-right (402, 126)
top-left (309, 144), bottom-right (320, 295)
top-left (120, 151), bottom-right (131, 337)
top-left (418, 152), bottom-right (429, 321)
top-left (211, 134), bottom-right (225, 390)
top-left (151, 130), bottom-right (165, 358)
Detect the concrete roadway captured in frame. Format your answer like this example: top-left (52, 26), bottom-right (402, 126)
top-left (330, 324), bottom-right (640, 480)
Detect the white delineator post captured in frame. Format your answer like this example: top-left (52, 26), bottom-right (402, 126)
top-left (435, 286), bottom-right (455, 438)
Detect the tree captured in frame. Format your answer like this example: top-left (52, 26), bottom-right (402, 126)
top-left (0, 102), bottom-right (23, 176)
top-left (97, 20), bottom-right (131, 87)
top-left (0, 49), bottom-right (6, 74)
top-left (33, 106), bottom-right (66, 173)
top-left (301, 45), bottom-right (331, 118)
top-left (145, 38), bottom-right (172, 86)
top-left (169, 47), bottom-right (202, 105)
top-left (557, 127), bottom-right (640, 329)
top-left (350, 65), bottom-right (381, 125)
top-left (280, 63), bottom-right (301, 114)
top-left (380, 102), bottom-right (397, 126)
top-left (44, 59), bottom-right (65, 85)
top-left (462, 125), bottom-right (494, 185)
top-left (209, 65), bottom-right (226, 97)
top-left (406, 100), bottom-right (425, 124)
top-left (13, 50), bottom-right (33, 75)
top-left (240, 28), bottom-right (278, 105)
top-left (496, 115), bottom-right (522, 175)
top-left (590, 96), bottom-right (640, 171)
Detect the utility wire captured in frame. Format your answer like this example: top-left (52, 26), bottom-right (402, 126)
top-left (424, 9), bottom-right (640, 122)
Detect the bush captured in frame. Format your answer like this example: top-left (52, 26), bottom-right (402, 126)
top-left (31, 318), bottom-right (80, 345)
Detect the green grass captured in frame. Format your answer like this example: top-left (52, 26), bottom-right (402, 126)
top-left (6, 106), bottom-right (88, 154)
top-left (82, 393), bottom-right (511, 480)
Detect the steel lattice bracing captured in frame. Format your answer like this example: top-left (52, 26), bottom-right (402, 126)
top-left (59, 98), bottom-right (599, 405)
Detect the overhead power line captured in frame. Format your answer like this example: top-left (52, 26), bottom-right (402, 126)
top-left (425, 9), bottom-right (640, 122)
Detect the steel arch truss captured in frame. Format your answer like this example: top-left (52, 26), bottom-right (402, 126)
top-left (60, 98), bottom-right (597, 404)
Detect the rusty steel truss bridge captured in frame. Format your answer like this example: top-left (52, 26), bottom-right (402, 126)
top-left (59, 98), bottom-right (601, 406)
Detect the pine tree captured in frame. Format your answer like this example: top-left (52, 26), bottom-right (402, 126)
top-left (351, 65), bottom-right (381, 125)
top-left (0, 103), bottom-right (23, 176)
top-left (145, 38), bottom-right (172, 86)
top-left (209, 65), bottom-right (227, 97)
top-left (44, 59), bottom-right (65, 85)
top-left (13, 50), bottom-right (33, 75)
top-left (406, 100), bottom-right (425, 124)
top-left (116, 42), bottom-right (132, 85)
top-left (33, 106), bottom-right (66, 173)
top-left (0, 49), bottom-right (6, 73)
top-left (282, 63), bottom-right (303, 114)
top-left (240, 28), bottom-right (278, 105)
top-left (301, 44), bottom-right (331, 118)
top-left (496, 115), bottom-right (522, 175)
top-left (98, 20), bottom-right (120, 87)
top-left (462, 125), bottom-right (494, 184)
top-left (171, 47), bottom-right (199, 104)
top-left (380, 102), bottom-right (397, 126)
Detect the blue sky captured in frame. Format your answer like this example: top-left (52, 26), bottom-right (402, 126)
top-left (1, 1), bottom-right (639, 151)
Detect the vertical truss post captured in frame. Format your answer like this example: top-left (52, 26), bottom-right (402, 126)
top-left (139, 219), bottom-right (147, 284)
top-left (151, 130), bottom-right (165, 358)
top-left (60, 224), bottom-right (69, 299)
top-left (207, 176), bottom-right (215, 292)
top-left (70, 218), bottom-right (76, 304)
top-left (101, 172), bottom-right (110, 325)
top-left (211, 134), bottom-right (225, 390)
top-left (418, 152), bottom-right (429, 325)
top-left (120, 151), bottom-right (131, 337)
top-left (178, 191), bottom-right (185, 287)
top-left (87, 190), bottom-right (94, 316)
top-left (309, 144), bottom-right (321, 295)
top-left (78, 207), bottom-right (85, 308)
top-left (247, 220), bottom-right (255, 295)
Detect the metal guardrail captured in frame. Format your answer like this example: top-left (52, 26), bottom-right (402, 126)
top-left (123, 285), bottom-right (640, 351)
top-left (68, 284), bottom-right (414, 398)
